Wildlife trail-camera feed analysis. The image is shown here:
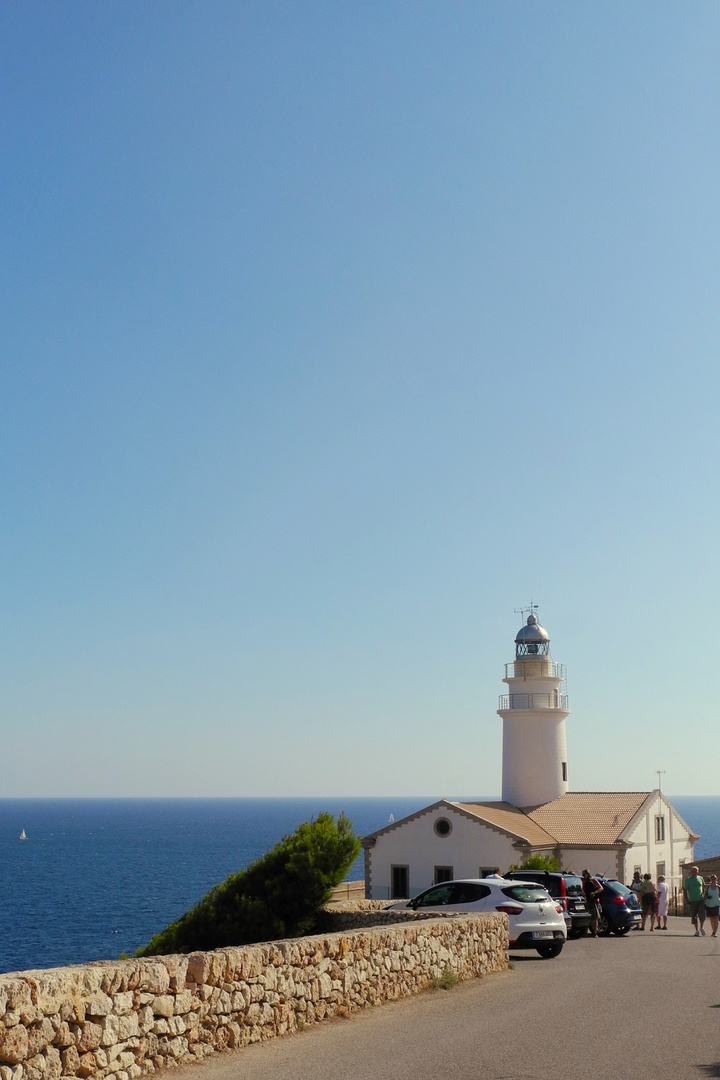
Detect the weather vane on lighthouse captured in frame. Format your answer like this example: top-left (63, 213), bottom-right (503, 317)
top-left (514, 600), bottom-right (539, 621)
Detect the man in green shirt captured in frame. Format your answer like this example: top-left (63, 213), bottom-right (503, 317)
top-left (683, 866), bottom-right (706, 936)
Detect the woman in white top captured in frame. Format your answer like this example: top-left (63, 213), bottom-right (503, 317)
top-left (704, 874), bottom-right (720, 938)
top-left (656, 874), bottom-right (669, 930)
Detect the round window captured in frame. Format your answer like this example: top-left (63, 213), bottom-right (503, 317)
top-left (434, 817), bottom-right (452, 837)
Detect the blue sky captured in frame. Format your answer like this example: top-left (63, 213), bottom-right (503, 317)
top-left (2, 2), bottom-right (719, 796)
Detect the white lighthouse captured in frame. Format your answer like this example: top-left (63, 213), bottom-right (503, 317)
top-left (498, 610), bottom-right (570, 807)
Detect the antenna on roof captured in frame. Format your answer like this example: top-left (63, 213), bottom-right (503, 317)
top-left (656, 769), bottom-right (666, 792)
top-left (514, 600), bottom-right (539, 621)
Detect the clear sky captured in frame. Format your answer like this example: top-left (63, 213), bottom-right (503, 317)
top-left (2, 2), bottom-right (719, 797)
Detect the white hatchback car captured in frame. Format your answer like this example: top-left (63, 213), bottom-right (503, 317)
top-left (387, 877), bottom-right (567, 958)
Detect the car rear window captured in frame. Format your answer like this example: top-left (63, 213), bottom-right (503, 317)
top-left (604, 880), bottom-right (632, 898)
top-left (564, 876), bottom-right (584, 897)
top-left (501, 885), bottom-right (552, 903)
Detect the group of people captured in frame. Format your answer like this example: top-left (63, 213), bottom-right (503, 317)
top-left (628, 870), bottom-right (669, 930)
top-left (627, 866), bottom-right (720, 935)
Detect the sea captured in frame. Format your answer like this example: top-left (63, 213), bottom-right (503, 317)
top-left (0, 795), bottom-right (717, 976)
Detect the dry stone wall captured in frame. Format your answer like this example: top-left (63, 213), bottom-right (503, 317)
top-left (0, 914), bottom-right (507, 1080)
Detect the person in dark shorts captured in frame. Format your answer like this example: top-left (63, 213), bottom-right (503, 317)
top-left (705, 874), bottom-right (720, 938)
top-left (640, 873), bottom-right (656, 930)
top-left (581, 869), bottom-right (603, 937)
top-left (683, 866), bottom-right (706, 936)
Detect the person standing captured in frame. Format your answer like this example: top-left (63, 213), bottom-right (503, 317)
top-left (581, 869), bottom-right (603, 937)
top-left (656, 874), bottom-right (669, 930)
top-left (629, 870), bottom-right (643, 928)
top-left (640, 873), bottom-right (657, 931)
top-left (704, 874), bottom-right (720, 938)
top-left (683, 865), bottom-right (706, 936)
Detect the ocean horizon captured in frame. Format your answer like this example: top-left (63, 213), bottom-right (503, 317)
top-left (1, 794), bottom-right (717, 975)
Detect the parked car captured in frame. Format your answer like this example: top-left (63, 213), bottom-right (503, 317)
top-left (386, 877), bottom-right (567, 958)
top-left (503, 870), bottom-right (591, 938)
top-left (595, 877), bottom-right (642, 935)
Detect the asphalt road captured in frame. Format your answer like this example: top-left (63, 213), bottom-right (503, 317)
top-left (175, 917), bottom-right (720, 1080)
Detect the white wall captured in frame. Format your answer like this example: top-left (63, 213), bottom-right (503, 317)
top-left (558, 848), bottom-right (623, 879)
top-left (501, 713), bottom-right (568, 807)
top-left (623, 792), bottom-right (694, 891)
top-left (367, 805), bottom-right (519, 900)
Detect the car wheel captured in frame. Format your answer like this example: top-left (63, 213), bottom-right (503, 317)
top-left (612, 926), bottom-right (630, 936)
top-left (598, 913), bottom-right (612, 936)
top-left (535, 942), bottom-right (564, 958)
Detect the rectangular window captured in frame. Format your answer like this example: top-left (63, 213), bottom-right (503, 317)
top-left (655, 816), bottom-right (665, 842)
top-left (434, 865), bottom-right (453, 884)
top-left (656, 861), bottom-right (665, 878)
top-left (634, 865), bottom-right (642, 875)
top-left (562, 761), bottom-right (567, 782)
top-left (390, 865), bottom-right (409, 899)
top-left (480, 867), bottom-right (500, 877)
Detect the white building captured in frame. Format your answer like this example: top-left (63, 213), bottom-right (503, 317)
top-left (363, 612), bottom-right (697, 899)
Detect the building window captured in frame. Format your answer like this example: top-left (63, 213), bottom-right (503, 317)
top-left (481, 867), bottom-right (499, 877)
top-left (434, 866), bottom-right (453, 884)
top-left (655, 816), bottom-right (665, 842)
top-left (656, 861), bottom-right (665, 879)
top-left (562, 761), bottom-right (567, 782)
top-left (434, 817), bottom-right (452, 837)
top-left (391, 865), bottom-right (409, 899)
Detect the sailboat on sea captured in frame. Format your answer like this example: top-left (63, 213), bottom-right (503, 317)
top-left (19, 829), bottom-right (27, 841)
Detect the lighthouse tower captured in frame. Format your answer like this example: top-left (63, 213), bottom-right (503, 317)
top-left (498, 611), bottom-right (570, 807)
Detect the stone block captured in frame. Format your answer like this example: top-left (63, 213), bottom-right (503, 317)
top-left (75, 1024), bottom-right (102, 1054)
top-left (26, 1021), bottom-right (54, 1059)
top-left (112, 993), bottom-right (133, 1016)
top-left (60, 1046), bottom-right (80, 1075)
top-left (150, 998), bottom-right (173, 1019)
top-left (86, 995), bottom-right (112, 1019)
top-left (117, 1015), bottom-right (138, 1041)
top-left (172, 991), bottom-right (192, 1016)
top-left (0, 1028), bottom-right (28, 1065)
top-left (160, 959), bottom-right (188, 994)
top-left (99, 1015), bottom-right (120, 1047)
top-left (166, 1038), bottom-right (187, 1060)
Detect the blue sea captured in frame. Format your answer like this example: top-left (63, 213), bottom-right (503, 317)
top-left (0, 795), bottom-right (716, 975)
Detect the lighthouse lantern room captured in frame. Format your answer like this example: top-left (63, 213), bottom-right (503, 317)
top-left (498, 609), bottom-right (570, 808)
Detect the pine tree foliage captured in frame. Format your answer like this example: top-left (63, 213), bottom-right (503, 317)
top-left (138, 812), bottom-right (361, 956)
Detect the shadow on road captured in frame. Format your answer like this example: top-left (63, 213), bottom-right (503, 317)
top-left (696, 1066), bottom-right (720, 1076)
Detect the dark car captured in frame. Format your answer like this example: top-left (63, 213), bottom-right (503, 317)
top-left (503, 871), bottom-right (591, 938)
top-left (595, 878), bottom-right (642, 935)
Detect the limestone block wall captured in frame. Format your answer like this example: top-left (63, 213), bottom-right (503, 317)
top-left (0, 915), bottom-right (507, 1080)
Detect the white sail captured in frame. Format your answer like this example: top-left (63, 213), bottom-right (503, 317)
top-left (19, 829), bottom-right (27, 840)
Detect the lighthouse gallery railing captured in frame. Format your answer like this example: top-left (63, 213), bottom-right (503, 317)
top-left (498, 693), bottom-right (569, 711)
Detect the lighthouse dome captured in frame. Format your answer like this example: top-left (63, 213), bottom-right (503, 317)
top-left (515, 614), bottom-right (550, 656)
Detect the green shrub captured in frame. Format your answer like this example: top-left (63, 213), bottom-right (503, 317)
top-left (433, 965), bottom-right (459, 991)
top-left (137, 812), bottom-right (360, 956)
top-left (506, 854), bottom-right (559, 873)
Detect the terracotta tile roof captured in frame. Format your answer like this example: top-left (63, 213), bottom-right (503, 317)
top-left (526, 792), bottom-right (650, 845)
top-left (451, 801), bottom-right (557, 846)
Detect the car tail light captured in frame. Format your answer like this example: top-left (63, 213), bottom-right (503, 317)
top-left (560, 877), bottom-right (567, 899)
top-left (495, 904), bottom-right (523, 915)
top-left (613, 896), bottom-right (626, 905)
top-left (554, 905), bottom-right (563, 914)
